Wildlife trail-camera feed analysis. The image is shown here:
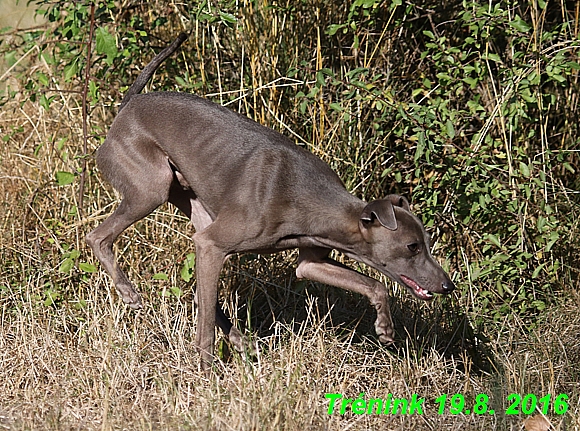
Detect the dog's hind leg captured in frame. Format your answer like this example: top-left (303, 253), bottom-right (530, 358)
top-left (87, 139), bottom-right (174, 308)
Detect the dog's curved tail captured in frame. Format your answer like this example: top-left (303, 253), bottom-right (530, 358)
top-left (118, 32), bottom-right (188, 112)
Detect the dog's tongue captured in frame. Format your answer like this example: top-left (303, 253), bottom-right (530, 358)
top-left (400, 275), bottom-right (433, 300)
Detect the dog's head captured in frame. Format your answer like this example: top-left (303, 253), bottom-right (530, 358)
top-left (357, 195), bottom-right (455, 300)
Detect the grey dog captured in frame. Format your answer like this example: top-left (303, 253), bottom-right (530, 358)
top-left (87, 33), bottom-right (455, 372)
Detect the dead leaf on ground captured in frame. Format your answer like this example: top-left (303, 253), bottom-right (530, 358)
top-left (524, 415), bottom-right (552, 431)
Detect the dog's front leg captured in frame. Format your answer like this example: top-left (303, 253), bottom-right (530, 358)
top-left (192, 232), bottom-right (226, 374)
top-left (296, 247), bottom-right (394, 343)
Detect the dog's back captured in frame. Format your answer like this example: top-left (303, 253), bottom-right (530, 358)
top-left (100, 92), bottom-right (358, 232)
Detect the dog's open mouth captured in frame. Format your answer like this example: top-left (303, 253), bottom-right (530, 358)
top-left (400, 275), bottom-right (434, 301)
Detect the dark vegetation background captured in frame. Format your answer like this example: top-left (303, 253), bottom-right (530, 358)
top-left (0, 0), bottom-right (579, 429)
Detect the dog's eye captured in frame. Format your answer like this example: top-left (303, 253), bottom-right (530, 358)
top-left (407, 243), bottom-right (419, 253)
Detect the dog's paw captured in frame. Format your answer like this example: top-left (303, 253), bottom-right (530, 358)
top-left (228, 327), bottom-right (258, 357)
top-left (117, 284), bottom-right (143, 309)
top-left (377, 332), bottom-right (395, 344)
top-left (126, 296), bottom-right (143, 309)
top-left (374, 315), bottom-right (395, 344)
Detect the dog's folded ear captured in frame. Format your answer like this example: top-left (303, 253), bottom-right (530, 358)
top-left (360, 195), bottom-right (410, 230)
top-left (388, 194), bottom-right (410, 211)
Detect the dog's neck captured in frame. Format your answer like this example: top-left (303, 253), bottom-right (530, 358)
top-left (305, 198), bottom-right (368, 254)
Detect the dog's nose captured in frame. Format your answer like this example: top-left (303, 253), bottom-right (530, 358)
top-left (442, 280), bottom-right (455, 293)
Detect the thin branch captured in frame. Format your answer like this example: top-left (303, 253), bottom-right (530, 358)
top-left (78, 2), bottom-right (95, 217)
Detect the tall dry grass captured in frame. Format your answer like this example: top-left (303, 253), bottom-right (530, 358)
top-left (1, 1), bottom-right (579, 430)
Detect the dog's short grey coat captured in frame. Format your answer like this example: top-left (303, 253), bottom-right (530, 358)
top-left (86, 33), bottom-right (455, 373)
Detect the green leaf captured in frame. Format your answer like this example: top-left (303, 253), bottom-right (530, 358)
top-left (549, 72), bottom-right (566, 83)
top-left (219, 11), bottom-right (237, 25)
top-left (55, 171), bottom-right (75, 186)
top-left (327, 24), bottom-right (346, 36)
top-left (414, 131), bottom-right (425, 162)
top-left (44, 289), bottom-right (60, 306)
top-left (170, 286), bottom-right (183, 298)
top-left (496, 280), bottom-right (504, 297)
top-left (5, 51), bottom-right (17, 67)
top-left (95, 27), bottom-right (118, 65)
top-left (463, 77), bottom-right (478, 88)
top-left (79, 262), bottom-right (97, 273)
top-left (423, 30), bottom-right (435, 40)
top-left (519, 161), bottom-right (531, 178)
top-left (346, 67), bottom-right (368, 79)
top-left (320, 68), bottom-right (335, 78)
top-left (545, 231), bottom-right (559, 252)
top-left (329, 102), bottom-right (343, 111)
top-left (180, 265), bottom-right (192, 282)
top-left (467, 100), bottom-right (484, 112)
top-left (59, 257), bottom-right (75, 273)
top-left (73, 299), bottom-right (87, 310)
top-left (180, 253), bottom-right (196, 282)
top-left (532, 263), bottom-right (547, 279)
top-left (509, 15), bottom-right (531, 33)
top-left (316, 70), bottom-right (326, 87)
top-left (520, 88), bottom-right (536, 103)
top-left (89, 81), bottom-right (99, 103)
top-left (354, 0), bottom-right (378, 8)
top-left (40, 94), bottom-right (51, 110)
top-left (37, 72), bottom-right (49, 86)
top-left (567, 62), bottom-right (580, 70)
top-left (64, 58), bottom-right (78, 81)
top-left (528, 71), bottom-right (540, 85)
top-left (484, 53), bottom-right (502, 63)
top-left (153, 272), bottom-right (169, 280)
top-left (531, 300), bottom-right (546, 311)
top-left (446, 120), bottom-right (455, 139)
top-left (485, 233), bottom-right (501, 248)
top-left (563, 162), bottom-right (575, 173)
top-left (436, 72), bottom-right (453, 81)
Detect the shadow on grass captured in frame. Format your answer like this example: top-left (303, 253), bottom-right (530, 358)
top-left (218, 254), bottom-right (496, 377)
